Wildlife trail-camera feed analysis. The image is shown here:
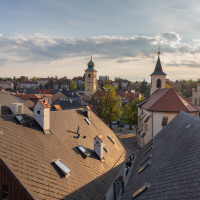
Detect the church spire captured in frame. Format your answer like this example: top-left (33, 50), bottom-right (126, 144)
top-left (150, 47), bottom-right (166, 76)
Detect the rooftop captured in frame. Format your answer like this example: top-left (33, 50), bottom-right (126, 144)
top-left (121, 111), bottom-right (200, 200)
top-left (137, 88), bottom-right (198, 112)
top-left (0, 109), bottom-right (128, 200)
top-left (150, 55), bottom-right (166, 76)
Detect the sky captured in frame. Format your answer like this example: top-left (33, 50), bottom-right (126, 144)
top-left (1, 0), bottom-right (200, 82)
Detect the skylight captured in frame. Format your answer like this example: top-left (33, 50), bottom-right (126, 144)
top-left (132, 183), bottom-right (150, 199)
top-left (53, 159), bottom-right (71, 178)
top-left (77, 145), bottom-right (90, 157)
top-left (145, 141), bottom-right (153, 150)
top-left (15, 116), bottom-right (26, 124)
top-left (103, 144), bottom-right (110, 153)
top-left (145, 139), bottom-right (153, 147)
top-left (144, 146), bottom-right (153, 155)
top-left (138, 161), bottom-right (151, 174)
top-left (84, 118), bottom-right (91, 125)
top-left (107, 135), bottom-right (116, 145)
top-left (140, 155), bottom-right (152, 166)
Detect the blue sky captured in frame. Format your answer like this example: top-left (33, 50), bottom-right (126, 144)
top-left (1, 0), bottom-right (200, 82)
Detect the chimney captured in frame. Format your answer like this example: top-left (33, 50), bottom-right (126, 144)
top-left (33, 99), bottom-right (51, 134)
top-left (94, 134), bottom-right (104, 160)
top-left (83, 106), bottom-right (91, 118)
top-left (16, 91), bottom-right (18, 94)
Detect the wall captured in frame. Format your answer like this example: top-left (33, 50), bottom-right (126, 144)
top-left (151, 75), bottom-right (166, 94)
top-left (85, 71), bottom-right (97, 97)
top-left (0, 158), bottom-right (33, 200)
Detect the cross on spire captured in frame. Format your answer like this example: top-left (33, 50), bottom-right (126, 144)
top-left (91, 53), bottom-right (92, 61)
top-left (158, 46), bottom-right (161, 55)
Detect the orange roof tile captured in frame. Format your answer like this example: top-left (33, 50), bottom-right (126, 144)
top-left (38, 99), bottom-right (51, 108)
top-left (13, 94), bottom-right (41, 101)
top-left (53, 105), bottom-right (62, 110)
top-left (95, 134), bottom-right (104, 141)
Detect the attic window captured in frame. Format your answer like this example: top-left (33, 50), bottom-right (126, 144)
top-left (141, 132), bottom-right (146, 138)
top-left (53, 159), bottom-right (71, 178)
top-left (103, 144), bottom-right (110, 153)
top-left (162, 116), bottom-right (168, 127)
top-left (144, 146), bottom-right (153, 155)
top-left (132, 183), bottom-right (150, 199)
top-left (138, 161), bottom-right (151, 174)
top-left (140, 155), bottom-right (152, 166)
top-left (84, 118), bottom-right (91, 125)
top-left (107, 135), bottom-right (116, 145)
top-left (15, 116), bottom-right (26, 124)
top-left (145, 141), bottom-right (154, 150)
top-left (144, 114), bottom-right (152, 123)
top-left (145, 139), bottom-right (153, 147)
top-left (141, 113), bottom-right (147, 120)
top-left (77, 145), bottom-right (90, 157)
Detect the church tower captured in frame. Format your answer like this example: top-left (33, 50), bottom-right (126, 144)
top-left (84, 55), bottom-right (98, 97)
top-left (150, 49), bottom-right (166, 94)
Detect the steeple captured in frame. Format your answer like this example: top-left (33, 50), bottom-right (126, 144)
top-left (151, 48), bottom-right (166, 76)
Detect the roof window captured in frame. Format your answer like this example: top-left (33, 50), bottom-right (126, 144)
top-left (103, 144), bottom-right (110, 153)
top-left (76, 145), bottom-right (90, 158)
top-left (84, 118), bottom-right (91, 125)
top-left (138, 161), bottom-right (151, 174)
top-left (107, 135), bottom-right (116, 145)
top-left (15, 116), bottom-right (26, 124)
top-left (53, 159), bottom-right (71, 178)
top-left (132, 183), bottom-right (150, 199)
top-left (145, 139), bottom-right (153, 147)
top-left (140, 155), bottom-right (152, 166)
top-left (145, 141), bottom-right (154, 150)
top-left (144, 146), bottom-right (153, 155)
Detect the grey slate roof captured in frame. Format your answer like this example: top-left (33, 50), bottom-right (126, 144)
top-left (151, 57), bottom-right (166, 76)
top-left (50, 89), bottom-right (60, 95)
top-left (121, 111), bottom-right (200, 200)
top-left (61, 90), bottom-right (79, 98)
top-left (52, 99), bottom-right (82, 109)
top-left (16, 87), bottom-right (38, 94)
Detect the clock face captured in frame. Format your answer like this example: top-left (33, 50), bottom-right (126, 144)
top-left (88, 81), bottom-right (90, 84)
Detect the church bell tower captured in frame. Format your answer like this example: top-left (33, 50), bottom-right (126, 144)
top-left (84, 55), bottom-right (98, 97)
top-left (150, 48), bottom-right (167, 94)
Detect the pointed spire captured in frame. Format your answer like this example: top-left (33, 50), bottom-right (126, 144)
top-left (151, 48), bottom-right (166, 76)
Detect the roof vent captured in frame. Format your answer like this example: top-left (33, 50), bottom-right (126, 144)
top-left (138, 161), bottom-right (151, 174)
top-left (107, 135), bottom-right (116, 145)
top-left (84, 118), bottom-right (91, 125)
top-left (53, 159), bottom-right (71, 179)
top-left (77, 145), bottom-right (90, 158)
top-left (83, 106), bottom-right (91, 118)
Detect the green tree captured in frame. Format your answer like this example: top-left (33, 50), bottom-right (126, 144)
top-left (166, 83), bottom-right (170, 88)
top-left (122, 96), bottom-right (145, 129)
top-left (140, 79), bottom-right (147, 93)
top-left (81, 82), bottom-right (85, 90)
top-left (90, 85), bottom-right (122, 128)
top-left (39, 84), bottom-right (43, 89)
top-left (101, 82), bottom-right (104, 88)
top-left (70, 81), bottom-right (77, 90)
top-left (58, 80), bottom-right (62, 89)
top-left (118, 79), bottom-right (122, 89)
top-left (135, 87), bottom-right (140, 92)
top-left (32, 77), bottom-right (38, 81)
top-left (144, 87), bottom-right (151, 96)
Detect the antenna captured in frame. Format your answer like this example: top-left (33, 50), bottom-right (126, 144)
top-left (158, 46), bottom-right (161, 56)
top-left (77, 125), bottom-right (80, 134)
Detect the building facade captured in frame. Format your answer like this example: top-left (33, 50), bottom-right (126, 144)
top-left (19, 81), bottom-right (39, 89)
top-left (0, 81), bottom-right (14, 90)
top-left (37, 78), bottom-right (49, 87)
top-left (99, 75), bottom-right (109, 81)
top-left (84, 56), bottom-right (98, 97)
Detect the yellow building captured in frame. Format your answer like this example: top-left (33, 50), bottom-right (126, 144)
top-left (84, 56), bottom-right (98, 97)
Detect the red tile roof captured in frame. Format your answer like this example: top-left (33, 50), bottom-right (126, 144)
top-left (38, 99), bottom-right (51, 108)
top-left (185, 97), bottom-right (192, 104)
top-left (125, 92), bottom-right (140, 101)
top-left (35, 89), bottom-right (52, 94)
top-left (13, 94), bottom-right (41, 101)
top-left (53, 105), bottom-right (62, 110)
top-left (137, 88), bottom-right (198, 112)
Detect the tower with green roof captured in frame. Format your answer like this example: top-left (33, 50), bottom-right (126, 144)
top-left (84, 55), bottom-right (98, 97)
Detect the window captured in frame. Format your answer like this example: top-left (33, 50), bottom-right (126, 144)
top-left (144, 146), bottom-right (153, 155)
top-left (145, 139), bottom-right (153, 147)
top-left (107, 135), bottom-right (116, 145)
top-left (2, 185), bottom-right (8, 200)
top-left (77, 145), bottom-right (90, 157)
top-left (88, 81), bottom-right (90, 84)
top-left (15, 116), bottom-right (26, 124)
top-left (145, 141), bottom-right (153, 150)
top-left (84, 118), bottom-right (91, 125)
top-left (162, 116), bottom-right (168, 127)
top-left (157, 79), bottom-right (161, 88)
top-left (132, 183), bottom-right (150, 199)
top-left (103, 144), bottom-right (110, 153)
top-left (53, 159), bottom-right (71, 178)
top-left (88, 74), bottom-right (91, 77)
top-left (138, 161), bottom-right (151, 174)
top-left (195, 98), bottom-right (197, 105)
top-left (140, 155), bottom-right (152, 166)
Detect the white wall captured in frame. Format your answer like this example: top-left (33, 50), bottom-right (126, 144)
top-left (151, 75), bottom-right (166, 94)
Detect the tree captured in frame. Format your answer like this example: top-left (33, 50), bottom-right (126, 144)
top-left (58, 80), bottom-right (62, 89)
top-left (118, 79), bottom-right (122, 89)
top-left (135, 87), bottom-right (140, 92)
top-left (39, 84), bottom-right (43, 89)
top-left (122, 96), bottom-right (145, 129)
top-left (70, 81), bottom-right (77, 90)
top-left (89, 85), bottom-right (122, 128)
top-left (81, 82), bottom-right (85, 90)
top-left (32, 77), bottom-right (38, 81)
top-left (101, 82), bottom-right (104, 88)
top-left (140, 79), bottom-right (148, 93)
top-left (144, 87), bottom-right (151, 96)
top-left (166, 83), bottom-right (170, 88)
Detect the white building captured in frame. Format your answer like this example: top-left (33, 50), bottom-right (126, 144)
top-left (0, 81), bottom-right (14, 90)
top-left (99, 75), bottom-right (109, 81)
top-left (112, 79), bottom-right (129, 88)
top-left (19, 81), bottom-right (39, 89)
top-left (136, 51), bottom-right (198, 148)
